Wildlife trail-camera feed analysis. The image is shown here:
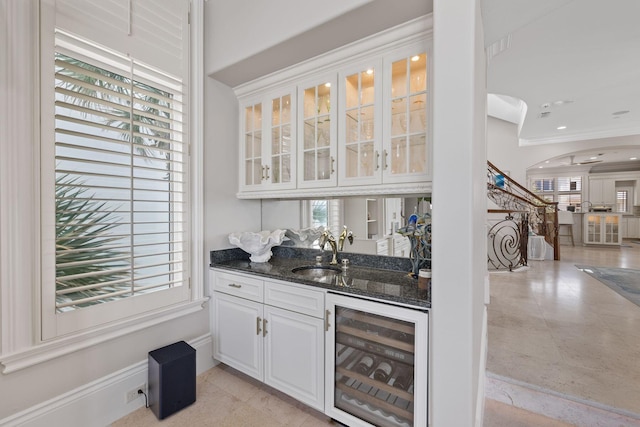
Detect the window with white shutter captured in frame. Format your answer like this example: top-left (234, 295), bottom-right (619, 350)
top-left (40, 0), bottom-right (192, 338)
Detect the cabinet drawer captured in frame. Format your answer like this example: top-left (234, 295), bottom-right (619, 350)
top-left (213, 270), bottom-right (264, 302)
top-left (264, 280), bottom-right (325, 318)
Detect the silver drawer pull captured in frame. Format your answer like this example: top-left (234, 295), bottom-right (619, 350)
top-left (257, 317), bottom-right (262, 335)
top-left (325, 310), bottom-right (331, 332)
top-left (228, 283), bottom-right (242, 288)
top-left (263, 319), bottom-right (268, 337)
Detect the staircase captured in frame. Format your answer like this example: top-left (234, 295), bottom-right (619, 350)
top-left (486, 161), bottom-right (559, 270)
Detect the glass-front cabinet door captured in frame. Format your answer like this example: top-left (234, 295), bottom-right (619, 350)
top-left (338, 60), bottom-right (383, 186)
top-left (241, 101), bottom-right (263, 190)
top-left (298, 75), bottom-right (337, 188)
top-left (267, 92), bottom-right (296, 189)
top-left (239, 89), bottom-right (296, 192)
top-left (383, 48), bottom-right (430, 184)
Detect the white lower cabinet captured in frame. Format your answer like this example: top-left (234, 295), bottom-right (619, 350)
top-left (211, 269), bottom-right (326, 411)
top-left (584, 213), bottom-right (622, 245)
top-left (212, 291), bottom-right (263, 380)
top-left (264, 305), bottom-right (325, 410)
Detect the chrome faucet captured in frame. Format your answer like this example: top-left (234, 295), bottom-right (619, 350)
top-left (319, 226), bottom-right (354, 265)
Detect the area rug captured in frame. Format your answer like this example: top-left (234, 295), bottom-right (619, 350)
top-left (576, 265), bottom-right (640, 308)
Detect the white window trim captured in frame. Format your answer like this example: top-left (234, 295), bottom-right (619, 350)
top-left (0, 0), bottom-right (205, 373)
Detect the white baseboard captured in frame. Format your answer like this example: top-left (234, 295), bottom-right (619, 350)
top-left (0, 334), bottom-right (214, 427)
top-left (474, 307), bottom-right (488, 427)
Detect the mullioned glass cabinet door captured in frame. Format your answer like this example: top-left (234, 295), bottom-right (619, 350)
top-left (338, 59), bottom-right (383, 186)
top-left (383, 47), bottom-right (430, 184)
top-left (269, 93), bottom-right (294, 187)
top-left (242, 101), bottom-right (263, 190)
top-left (298, 75), bottom-right (338, 189)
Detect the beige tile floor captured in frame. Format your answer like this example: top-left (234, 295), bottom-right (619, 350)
top-left (114, 241), bottom-right (640, 426)
top-left (487, 241), bottom-right (640, 416)
top-left (112, 364), bottom-right (569, 426)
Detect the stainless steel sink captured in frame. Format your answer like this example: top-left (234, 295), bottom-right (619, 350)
top-left (291, 265), bottom-right (342, 278)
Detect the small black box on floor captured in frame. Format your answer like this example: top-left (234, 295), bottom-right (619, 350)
top-left (148, 341), bottom-right (196, 420)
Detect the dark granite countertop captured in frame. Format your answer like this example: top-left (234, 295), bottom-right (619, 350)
top-left (210, 247), bottom-right (430, 309)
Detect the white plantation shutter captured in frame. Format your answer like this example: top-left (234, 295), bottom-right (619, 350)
top-left (54, 30), bottom-right (187, 311)
top-left (40, 0), bottom-right (191, 338)
top-left (54, 0), bottom-right (189, 78)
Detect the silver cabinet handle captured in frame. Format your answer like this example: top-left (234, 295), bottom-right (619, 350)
top-left (375, 151), bottom-right (380, 170)
top-left (261, 165), bottom-right (266, 181)
top-left (383, 149), bottom-right (389, 170)
top-left (256, 317), bottom-right (262, 335)
top-left (325, 310), bottom-right (331, 332)
top-left (263, 319), bottom-right (268, 337)
top-left (264, 165), bottom-right (270, 180)
top-left (228, 283), bottom-right (242, 288)
top-left (331, 156), bottom-right (335, 174)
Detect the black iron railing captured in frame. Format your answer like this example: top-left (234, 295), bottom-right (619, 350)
top-left (487, 162), bottom-right (559, 270)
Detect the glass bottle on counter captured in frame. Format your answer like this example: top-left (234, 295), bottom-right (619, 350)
top-left (372, 358), bottom-right (394, 383)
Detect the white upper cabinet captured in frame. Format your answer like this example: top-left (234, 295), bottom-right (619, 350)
top-left (383, 47), bottom-right (430, 184)
top-left (297, 74), bottom-right (338, 189)
top-left (338, 59), bottom-right (383, 186)
top-left (239, 88), bottom-right (297, 192)
top-left (234, 17), bottom-right (433, 198)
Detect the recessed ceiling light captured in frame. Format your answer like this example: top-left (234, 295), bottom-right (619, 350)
top-left (557, 126), bottom-right (567, 130)
top-left (590, 156), bottom-right (597, 160)
top-left (612, 110), bottom-right (630, 115)
top-left (538, 166), bottom-right (543, 168)
top-left (631, 157), bottom-right (638, 161)
top-left (545, 160), bottom-right (550, 164)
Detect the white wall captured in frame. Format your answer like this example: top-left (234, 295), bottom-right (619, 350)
top-left (260, 200), bottom-right (302, 231)
top-left (0, 1), bottom-right (212, 422)
top-left (202, 77), bottom-right (262, 253)
top-left (205, 0), bottom-right (370, 74)
top-left (431, 0), bottom-right (487, 425)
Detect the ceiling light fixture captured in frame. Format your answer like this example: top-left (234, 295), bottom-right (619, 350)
top-left (557, 126), bottom-right (567, 130)
top-left (631, 157), bottom-right (638, 161)
top-left (589, 156), bottom-right (597, 160)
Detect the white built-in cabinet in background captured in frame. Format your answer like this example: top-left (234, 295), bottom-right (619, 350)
top-left (211, 269), bottom-right (325, 411)
top-left (235, 18), bottom-right (432, 198)
top-left (588, 178), bottom-right (616, 206)
top-left (621, 217), bottom-right (640, 239)
top-left (583, 213), bottom-right (622, 245)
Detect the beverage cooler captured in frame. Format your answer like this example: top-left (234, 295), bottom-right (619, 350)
top-left (325, 293), bottom-right (429, 427)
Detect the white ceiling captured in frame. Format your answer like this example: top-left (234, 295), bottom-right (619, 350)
top-left (483, 0), bottom-right (640, 169)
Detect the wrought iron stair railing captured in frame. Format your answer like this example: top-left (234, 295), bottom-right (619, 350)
top-left (487, 161), bottom-right (559, 270)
